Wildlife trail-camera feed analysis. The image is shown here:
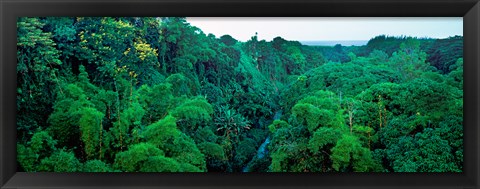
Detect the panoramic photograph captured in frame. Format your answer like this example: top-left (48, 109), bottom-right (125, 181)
top-left (16, 17), bottom-right (463, 172)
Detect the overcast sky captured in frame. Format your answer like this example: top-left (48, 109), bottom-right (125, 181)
top-left (186, 17), bottom-right (462, 42)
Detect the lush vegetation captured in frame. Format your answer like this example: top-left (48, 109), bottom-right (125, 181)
top-left (17, 17), bottom-right (463, 172)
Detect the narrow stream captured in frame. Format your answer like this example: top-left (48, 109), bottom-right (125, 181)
top-left (242, 110), bottom-right (282, 172)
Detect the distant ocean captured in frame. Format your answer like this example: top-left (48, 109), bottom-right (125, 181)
top-left (300, 40), bottom-right (368, 46)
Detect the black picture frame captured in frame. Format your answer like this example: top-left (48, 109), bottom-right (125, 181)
top-left (1, 0), bottom-right (479, 188)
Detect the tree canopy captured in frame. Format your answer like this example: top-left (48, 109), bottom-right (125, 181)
top-left (17, 17), bottom-right (463, 173)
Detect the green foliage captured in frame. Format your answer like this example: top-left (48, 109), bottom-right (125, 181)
top-left (79, 107), bottom-right (105, 159)
top-left (385, 129), bottom-right (460, 172)
top-left (198, 142), bottom-right (226, 161)
top-left (17, 17), bottom-right (62, 141)
top-left (234, 138), bottom-right (257, 170)
top-left (425, 36), bottom-right (463, 74)
top-left (447, 58), bottom-right (463, 90)
top-left (113, 143), bottom-right (166, 172)
top-left (136, 83), bottom-right (174, 124)
top-left (143, 115), bottom-right (181, 148)
top-left (172, 97), bottom-right (214, 132)
top-left (38, 149), bottom-right (82, 172)
top-left (219, 35), bottom-right (238, 46)
top-left (83, 160), bottom-right (112, 172)
top-left (270, 147), bottom-right (291, 172)
top-left (30, 131), bottom-right (57, 155)
top-left (308, 127), bottom-right (341, 153)
top-left (17, 144), bottom-right (37, 172)
top-left (113, 139), bottom-right (203, 172)
top-left (166, 73), bottom-right (194, 96)
top-left (365, 35), bottom-right (408, 56)
top-left (166, 134), bottom-right (206, 171)
top-left (214, 105), bottom-right (251, 142)
top-left (111, 101), bottom-right (146, 150)
top-left (388, 38), bottom-right (433, 81)
top-left (17, 17), bottom-right (463, 173)
top-left (143, 115), bottom-right (207, 171)
top-left (268, 120), bottom-right (290, 133)
top-left (193, 126), bottom-right (219, 143)
top-left (140, 156), bottom-right (181, 172)
top-left (368, 50), bottom-right (389, 64)
top-left (286, 46), bottom-right (307, 73)
top-left (75, 17), bottom-right (136, 87)
top-left (17, 130), bottom-right (57, 172)
top-left (330, 134), bottom-right (379, 172)
top-left (48, 83), bottom-right (92, 148)
top-left (292, 103), bottom-right (323, 132)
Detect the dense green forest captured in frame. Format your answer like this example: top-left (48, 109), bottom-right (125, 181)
top-left (16, 17), bottom-right (463, 172)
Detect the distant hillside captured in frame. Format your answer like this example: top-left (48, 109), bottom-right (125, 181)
top-left (300, 40), bottom-right (368, 46)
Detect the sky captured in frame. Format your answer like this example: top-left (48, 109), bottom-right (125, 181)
top-left (186, 17), bottom-right (463, 42)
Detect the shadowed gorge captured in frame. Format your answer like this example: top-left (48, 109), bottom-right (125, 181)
top-left (16, 17), bottom-right (463, 172)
